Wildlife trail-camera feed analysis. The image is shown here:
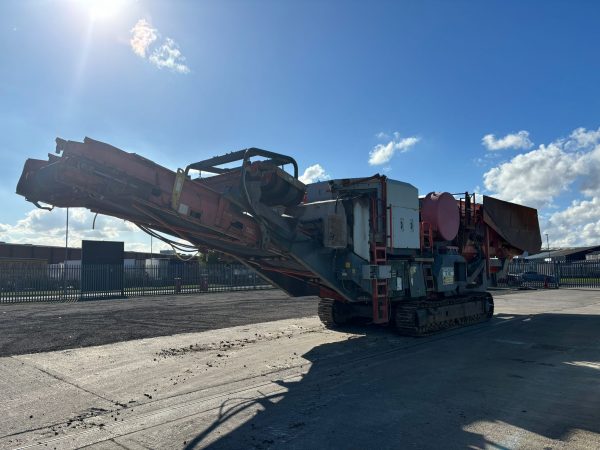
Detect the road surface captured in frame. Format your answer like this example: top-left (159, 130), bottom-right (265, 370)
top-left (0, 290), bottom-right (317, 357)
top-left (0, 289), bottom-right (599, 449)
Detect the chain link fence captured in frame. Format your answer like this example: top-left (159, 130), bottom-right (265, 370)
top-left (0, 262), bottom-right (271, 303)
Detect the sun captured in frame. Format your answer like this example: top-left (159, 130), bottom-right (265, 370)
top-left (85, 0), bottom-right (124, 21)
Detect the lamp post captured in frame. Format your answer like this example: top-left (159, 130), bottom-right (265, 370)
top-left (63, 207), bottom-right (69, 298)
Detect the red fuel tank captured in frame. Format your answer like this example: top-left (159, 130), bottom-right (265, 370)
top-left (421, 192), bottom-right (460, 241)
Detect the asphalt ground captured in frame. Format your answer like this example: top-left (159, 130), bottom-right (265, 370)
top-left (0, 290), bottom-right (318, 357)
top-left (1, 289), bottom-right (599, 449)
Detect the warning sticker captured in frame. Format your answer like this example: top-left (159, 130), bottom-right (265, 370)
top-left (442, 267), bottom-right (454, 285)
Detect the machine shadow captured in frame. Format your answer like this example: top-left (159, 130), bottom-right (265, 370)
top-left (186, 312), bottom-right (600, 449)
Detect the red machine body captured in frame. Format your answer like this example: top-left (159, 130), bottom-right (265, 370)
top-left (16, 137), bottom-right (542, 335)
top-left (421, 192), bottom-right (460, 241)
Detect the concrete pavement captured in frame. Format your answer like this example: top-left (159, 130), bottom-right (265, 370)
top-left (1, 289), bottom-right (599, 449)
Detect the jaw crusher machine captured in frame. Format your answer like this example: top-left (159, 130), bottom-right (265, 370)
top-left (16, 137), bottom-right (542, 335)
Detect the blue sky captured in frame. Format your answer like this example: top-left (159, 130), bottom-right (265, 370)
top-left (1, 0), bottom-right (600, 251)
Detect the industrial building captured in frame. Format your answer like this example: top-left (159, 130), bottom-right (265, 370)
top-left (524, 246), bottom-right (600, 262)
top-left (0, 242), bottom-right (156, 264)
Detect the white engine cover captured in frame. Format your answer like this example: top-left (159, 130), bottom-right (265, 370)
top-left (386, 179), bottom-right (419, 249)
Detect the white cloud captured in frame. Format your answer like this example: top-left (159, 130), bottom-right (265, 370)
top-left (299, 164), bottom-right (330, 184)
top-left (149, 38), bottom-right (190, 74)
top-left (130, 19), bottom-right (190, 74)
top-left (369, 132), bottom-right (419, 166)
top-left (0, 208), bottom-right (166, 252)
top-left (482, 130), bottom-right (533, 151)
top-left (544, 197), bottom-right (600, 247)
top-left (568, 127), bottom-right (600, 149)
top-left (483, 143), bottom-right (577, 209)
top-left (483, 127), bottom-right (600, 209)
top-left (130, 19), bottom-right (157, 58)
top-left (482, 126), bottom-right (600, 246)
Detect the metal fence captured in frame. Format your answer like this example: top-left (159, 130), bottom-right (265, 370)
top-left (496, 259), bottom-right (600, 289)
top-left (0, 262), bottom-right (271, 303)
top-left (4, 258), bottom-right (599, 303)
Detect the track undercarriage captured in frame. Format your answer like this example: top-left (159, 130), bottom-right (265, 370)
top-left (318, 294), bottom-right (494, 336)
top-left (394, 293), bottom-right (494, 336)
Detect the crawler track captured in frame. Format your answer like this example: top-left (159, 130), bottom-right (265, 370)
top-left (318, 298), bottom-right (349, 329)
top-left (317, 298), bottom-right (336, 328)
top-left (394, 293), bottom-right (494, 336)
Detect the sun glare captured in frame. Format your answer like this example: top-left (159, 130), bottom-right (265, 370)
top-left (85, 0), bottom-right (124, 21)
